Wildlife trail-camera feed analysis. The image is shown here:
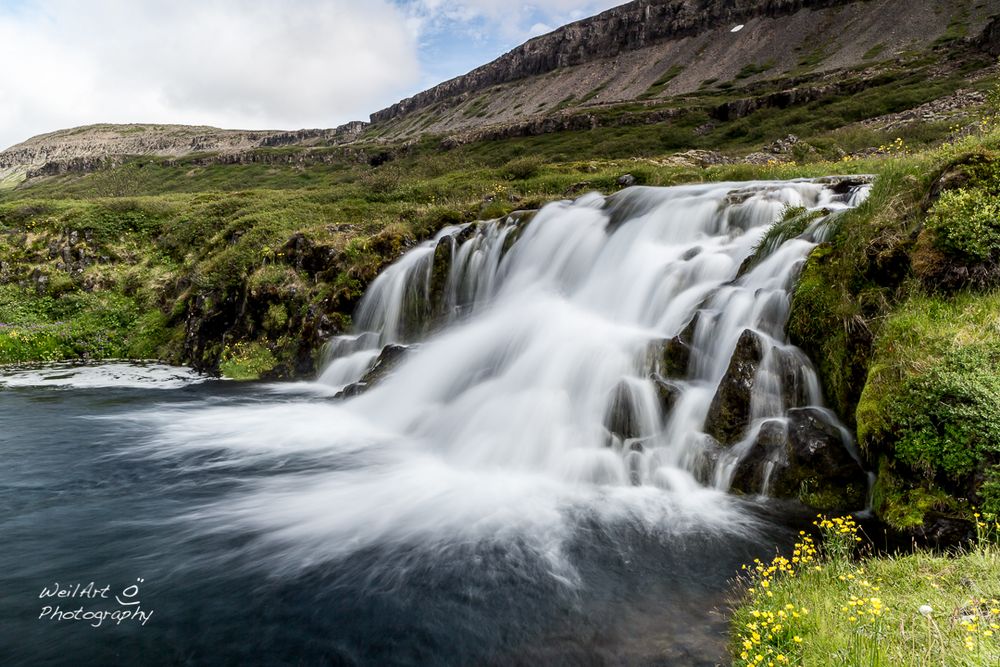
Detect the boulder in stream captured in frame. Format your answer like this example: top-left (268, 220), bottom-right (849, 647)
top-left (336, 344), bottom-right (410, 398)
top-left (604, 380), bottom-right (642, 441)
top-left (654, 314), bottom-right (698, 379)
top-left (704, 329), bottom-right (765, 445)
top-left (729, 409), bottom-right (867, 512)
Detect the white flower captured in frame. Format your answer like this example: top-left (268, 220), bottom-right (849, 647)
top-left (919, 605), bottom-right (933, 616)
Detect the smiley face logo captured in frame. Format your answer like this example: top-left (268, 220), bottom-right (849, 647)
top-left (115, 578), bottom-right (144, 606)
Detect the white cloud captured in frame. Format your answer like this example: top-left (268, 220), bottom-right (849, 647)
top-left (0, 0), bottom-right (420, 149)
top-left (403, 0), bottom-right (622, 43)
top-left (0, 0), bottom-right (627, 149)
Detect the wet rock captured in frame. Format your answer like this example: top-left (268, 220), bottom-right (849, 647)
top-left (428, 236), bottom-right (455, 322)
top-left (604, 380), bottom-right (641, 441)
top-left (358, 343), bottom-right (409, 386)
top-left (687, 433), bottom-right (724, 486)
top-left (651, 373), bottom-right (682, 416)
top-left (659, 336), bottom-right (692, 379)
top-left (727, 408), bottom-right (867, 511)
top-left (336, 382), bottom-right (370, 399)
top-left (704, 329), bottom-right (765, 445)
top-left (655, 314), bottom-right (698, 379)
top-left (680, 246), bottom-right (702, 261)
top-left (774, 347), bottom-right (812, 410)
top-left (563, 181), bottom-right (592, 196)
top-left (500, 213), bottom-right (532, 254)
top-left (907, 514), bottom-right (975, 549)
top-left (771, 407), bottom-right (867, 512)
top-left (336, 344), bottom-right (410, 399)
top-left (730, 419), bottom-right (787, 495)
top-left (814, 175), bottom-right (875, 195)
top-left (617, 173), bottom-right (638, 188)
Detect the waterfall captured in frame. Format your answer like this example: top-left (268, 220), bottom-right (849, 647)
top-left (318, 178), bottom-right (870, 497)
top-left (142, 178), bottom-right (871, 573)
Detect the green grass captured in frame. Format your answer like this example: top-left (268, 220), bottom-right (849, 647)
top-left (788, 121), bottom-right (1000, 528)
top-left (732, 516), bottom-right (1000, 666)
top-left (0, 285), bottom-right (169, 363)
top-left (639, 64), bottom-right (685, 99)
top-left (736, 60), bottom-right (776, 80)
top-left (863, 43), bottom-right (887, 61)
top-left (858, 292), bottom-right (1000, 522)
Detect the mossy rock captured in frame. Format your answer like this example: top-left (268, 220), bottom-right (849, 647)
top-left (730, 409), bottom-right (867, 512)
top-left (858, 292), bottom-right (1000, 528)
top-left (604, 380), bottom-right (643, 441)
top-left (705, 329), bottom-right (764, 445)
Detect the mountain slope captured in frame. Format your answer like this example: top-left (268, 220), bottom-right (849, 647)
top-left (0, 0), bottom-right (995, 187)
top-left (368, 0), bottom-right (996, 142)
top-left (0, 122), bottom-right (366, 188)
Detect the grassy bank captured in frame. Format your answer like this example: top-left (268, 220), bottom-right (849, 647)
top-left (731, 515), bottom-right (1000, 666)
top-left (0, 143), bottom-right (889, 378)
top-left (788, 120), bottom-right (1000, 525)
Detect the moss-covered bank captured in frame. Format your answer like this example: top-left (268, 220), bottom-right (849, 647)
top-left (789, 126), bottom-right (1000, 531)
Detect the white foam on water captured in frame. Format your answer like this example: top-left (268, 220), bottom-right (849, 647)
top-left (127, 178), bottom-right (871, 573)
top-left (0, 361), bottom-right (207, 390)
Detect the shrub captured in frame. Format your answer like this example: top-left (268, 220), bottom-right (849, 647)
top-left (886, 346), bottom-right (1000, 480)
top-left (501, 157), bottom-right (543, 180)
top-left (219, 341), bottom-right (277, 380)
top-left (926, 188), bottom-right (1000, 262)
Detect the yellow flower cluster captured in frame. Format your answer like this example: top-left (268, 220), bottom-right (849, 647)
top-left (814, 514), bottom-right (861, 537)
top-left (734, 517), bottom-right (867, 666)
top-left (875, 136), bottom-right (908, 156)
top-left (956, 597), bottom-right (1000, 653)
top-left (743, 533), bottom-right (819, 592)
top-left (734, 532), bottom-right (818, 666)
top-left (814, 514), bottom-right (863, 562)
top-left (842, 594), bottom-right (884, 624)
top-left (733, 510), bottom-right (1000, 664)
top-left (737, 605), bottom-right (810, 666)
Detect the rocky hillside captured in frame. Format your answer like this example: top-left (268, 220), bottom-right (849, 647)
top-left (0, 122), bottom-right (366, 187)
top-left (2, 0), bottom-right (995, 187)
top-left (368, 0), bottom-right (996, 142)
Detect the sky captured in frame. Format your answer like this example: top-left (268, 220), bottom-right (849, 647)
top-left (0, 0), bottom-right (624, 149)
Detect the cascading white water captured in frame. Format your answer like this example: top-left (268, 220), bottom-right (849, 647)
top-left (139, 178), bottom-right (871, 574)
top-left (318, 179), bottom-right (869, 496)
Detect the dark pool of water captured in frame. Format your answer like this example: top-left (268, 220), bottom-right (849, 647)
top-left (0, 374), bottom-right (800, 666)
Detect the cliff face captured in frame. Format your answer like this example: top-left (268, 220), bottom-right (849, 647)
top-left (367, 0), bottom-right (997, 143)
top-left (370, 0), bottom-right (853, 124)
top-left (1, 0), bottom-right (995, 181)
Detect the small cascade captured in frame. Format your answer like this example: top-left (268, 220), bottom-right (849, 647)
top-left (318, 177), bottom-right (873, 504)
